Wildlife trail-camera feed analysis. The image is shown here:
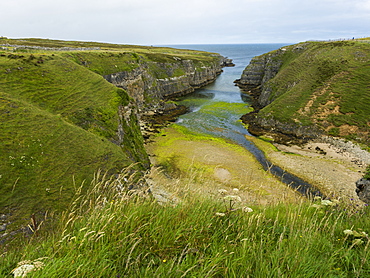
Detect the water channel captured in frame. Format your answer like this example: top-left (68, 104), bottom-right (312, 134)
top-left (166, 44), bottom-right (323, 197)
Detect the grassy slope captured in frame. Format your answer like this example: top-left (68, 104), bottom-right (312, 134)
top-left (1, 174), bottom-right (369, 277)
top-left (0, 38), bottom-right (220, 228)
top-left (0, 52), bottom-right (142, 224)
top-left (258, 40), bottom-right (370, 146)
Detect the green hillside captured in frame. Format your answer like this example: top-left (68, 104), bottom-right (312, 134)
top-left (0, 38), bottom-right (220, 230)
top-left (0, 51), bottom-right (144, 226)
top-left (256, 40), bottom-right (370, 146)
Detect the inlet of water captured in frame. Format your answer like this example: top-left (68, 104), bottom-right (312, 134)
top-left (165, 44), bottom-right (323, 198)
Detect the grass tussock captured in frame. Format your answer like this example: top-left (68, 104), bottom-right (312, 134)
top-left (1, 167), bottom-right (370, 277)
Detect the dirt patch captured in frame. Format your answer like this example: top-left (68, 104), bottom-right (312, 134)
top-left (339, 124), bottom-right (359, 136)
top-left (214, 167), bottom-right (232, 182)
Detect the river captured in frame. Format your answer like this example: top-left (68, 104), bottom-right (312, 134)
top-left (163, 44), bottom-right (323, 197)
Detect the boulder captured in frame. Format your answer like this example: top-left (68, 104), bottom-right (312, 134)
top-left (355, 178), bottom-right (370, 203)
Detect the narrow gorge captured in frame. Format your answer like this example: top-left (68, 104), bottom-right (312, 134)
top-left (0, 39), bottom-right (229, 236)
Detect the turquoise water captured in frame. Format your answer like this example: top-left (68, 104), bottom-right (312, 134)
top-left (163, 44), bottom-right (323, 197)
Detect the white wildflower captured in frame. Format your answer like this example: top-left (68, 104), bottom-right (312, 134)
top-left (215, 212), bottom-right (226, 217)
top-left (242, 207), bottom-right (253, 213)
top-left (360, 231), bottom-right (368, 237)
top-left (232, 188), bottom-right (239, 192)
top-left (321, 200), bottom-right (334, 206)
top-left (352, 238), bottom-right (364, 245)
top-left (11, 258), bottom-right (46, 277)
top-left (343, 229), bottom-right (354, 235)
top-left (224, 195), bottom-right (242, 202)
top-left (311, 204), bottom-right (322, 209)
top-left (218, 189), bottom-right (228, 195)
top-left (11, 264), bottom-right (35, 277)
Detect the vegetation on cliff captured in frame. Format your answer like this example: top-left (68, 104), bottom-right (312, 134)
top-left (0, 38), bottom-right (222, 234)
top-left (237, 39), bottom-right (370, 148)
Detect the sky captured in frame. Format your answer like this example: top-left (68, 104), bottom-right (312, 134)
top-left (1, 0), bottom-right (370, 45)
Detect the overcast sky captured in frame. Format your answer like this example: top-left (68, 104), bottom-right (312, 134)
top-left (1, 0), bottom-right (370, 45)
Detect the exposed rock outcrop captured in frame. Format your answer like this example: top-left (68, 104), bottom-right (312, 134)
top-left (104, 57), bottom-right (226, 111)
top-left (104, 55), bottom-right (228, 139)
top-left (356, 178), bottom-right (370, 204)
top-left (234, 49), bottom-right (285, 109)
top-left (235, 45), bottom-right (324, 145)
top-left (241, 111), bottom-right (322, 145)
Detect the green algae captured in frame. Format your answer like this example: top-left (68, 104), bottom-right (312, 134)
top-left (200, 101), bottom-right (251, 116)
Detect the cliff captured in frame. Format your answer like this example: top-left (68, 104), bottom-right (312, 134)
top-left (104, 55), bottom-right (226, 111)
top-left (0, 38), bottom-right (226, 232)
top-left (235, 40), bottom-right (370, 148)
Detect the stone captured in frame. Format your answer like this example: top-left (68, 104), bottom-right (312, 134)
top-left (355, 178), bottom-right (370, 203)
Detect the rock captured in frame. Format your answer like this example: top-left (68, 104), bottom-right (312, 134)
top-left (220, 58), bottom-right (235, 67)
top-left (355, 178), bottom-right (370, 203)
top-left (0, 224), bottom-right (6, 232)
top-left (103, 56), bottom-right (225, 110)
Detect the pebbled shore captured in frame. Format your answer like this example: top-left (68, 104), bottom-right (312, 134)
top-left (250, 136), bottom-right (369, 205)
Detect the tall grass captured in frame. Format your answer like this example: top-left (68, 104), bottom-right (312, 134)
top-left (1, 168), bottom-right (369, 277)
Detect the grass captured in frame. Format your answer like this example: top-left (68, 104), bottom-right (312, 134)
top-left (2, 37), bottom-right (369, 276)
top-left (1, 169), bottom-right (369, 277)
top-left (255, 40), bottom-right (370, 145)
top-left (0, 38), bottom-right (222, 233)
top-left (0, 51), bottom-right (147, 228)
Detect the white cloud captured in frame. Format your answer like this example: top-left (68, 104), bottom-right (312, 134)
top-left (1, 0), bottom-right (369, 44)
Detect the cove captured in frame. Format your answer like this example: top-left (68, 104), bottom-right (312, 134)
top-left (168, 44), bottom-right (324, 198)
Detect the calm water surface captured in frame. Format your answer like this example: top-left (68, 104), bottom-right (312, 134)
top-left (162, 44), bottom-right (322, 197)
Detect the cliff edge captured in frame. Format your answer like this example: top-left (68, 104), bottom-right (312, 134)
top-left (235, 39), bottom-right (370, 184)
top-left (235, 40), bottom-right (370, 146)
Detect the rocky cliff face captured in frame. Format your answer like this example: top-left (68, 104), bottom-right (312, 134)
top-left (104, 56), bottom-right (226, 112)
top-left (235, 46), bottom-right (322, 144)
top-left (235, 49), bottom-right (284, 109)
top-left (103, 54), bottom-right (228, 143)
top-left (240, 111), bottom-right (322, 145)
